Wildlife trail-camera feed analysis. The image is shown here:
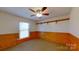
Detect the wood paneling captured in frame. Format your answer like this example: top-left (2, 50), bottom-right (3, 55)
top-left (0, 31), bottom-right (79, 51)
top-left (67, 34), bottom-right (79, 50)
top-left (0, 33), bottom-right (19, 50)
top-left (16, 38), bottom-right (31, 44)
top-left (16, 31), bottom-right (40, 44)
top-left (39, 32), bottom-right (79, 50)
top-left (30, 31), bottom-right (40, 39)
top-left (40, 32), bottom-right (69, 44)
top-left (0, 32), bottom-right (40, 50)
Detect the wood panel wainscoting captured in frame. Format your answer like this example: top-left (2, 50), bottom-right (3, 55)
top-left (39, 32), bottom-right (70, 45)
top-left (0, 31), bottom-right (79, 51)
top-left (0, 31), bottom-right (40, 50)
top-left (39, 32), bottom-right (79, 50)
top-left (16, 31), bottom-right (79, 50)
top-left (0, 33), bottom-right (19, 50)
top-left (16, 31), bottom-right (40, 44)
top-left (68, 34), bottom-right (79, 50)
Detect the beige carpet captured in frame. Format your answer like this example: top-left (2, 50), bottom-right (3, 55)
top-left (5, 39), bottom-right (70, 51)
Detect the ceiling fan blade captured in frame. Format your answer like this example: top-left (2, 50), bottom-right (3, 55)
top-left (42, 7), bottom-right (47, 11)
top-left (43, 13), bottom-right (49, 15)
top-left (29, 9), bottom-right (35, 13)
top-left (31, 15), bottom-right (35, 17)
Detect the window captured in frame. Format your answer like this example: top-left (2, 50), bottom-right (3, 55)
top-left (19, 22), bottom-right (29, 39)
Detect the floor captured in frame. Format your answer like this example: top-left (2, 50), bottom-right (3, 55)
top-left (6, 39), bottom-right (70, 51)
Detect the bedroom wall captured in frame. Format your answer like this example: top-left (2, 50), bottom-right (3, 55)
top-left (0, 11), bottom-right (37, 34)
top-left (69, 7), bottom-right (79, 38)
top-left (37, 15), bottom-right (69, 32)
top-left (0, 11), bottom-right (37, 50)
top-left (36, 16), bottom-right (70, 45)
top-left (36, 8), bottom-right (79, 50)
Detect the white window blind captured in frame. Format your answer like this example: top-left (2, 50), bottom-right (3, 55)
top-left (19, 22), bottom-right (29, 39)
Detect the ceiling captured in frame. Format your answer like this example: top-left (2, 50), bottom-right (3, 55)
top-left (0, 7), bottom-right (72, 20)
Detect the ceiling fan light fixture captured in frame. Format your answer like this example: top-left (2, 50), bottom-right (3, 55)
top-left (36, 13), bottom-right (42, 17)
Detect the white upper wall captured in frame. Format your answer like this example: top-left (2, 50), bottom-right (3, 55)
top-left (0, 11), bottom-right (37, 34)
top-left (37, 15), bottom-right (69, 32)
top-left (69, 8), bottom-right (79, 38)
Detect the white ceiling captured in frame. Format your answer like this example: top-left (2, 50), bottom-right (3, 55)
top-left (0, 7), bottom-right (72, 20)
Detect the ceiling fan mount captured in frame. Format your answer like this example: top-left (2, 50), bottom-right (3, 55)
top-left (29, 7), bottom-right (49, 17)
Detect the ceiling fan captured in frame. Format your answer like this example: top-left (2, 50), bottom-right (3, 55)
top-left (29, 7), bottom-right (49, 17)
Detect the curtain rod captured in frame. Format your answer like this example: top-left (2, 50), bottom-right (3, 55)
top-left (36, 18), bottom-right (70, 24)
